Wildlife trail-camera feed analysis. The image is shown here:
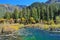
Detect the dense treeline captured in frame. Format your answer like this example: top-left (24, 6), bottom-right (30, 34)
top-left (3, 3), bottom-right (60, 24)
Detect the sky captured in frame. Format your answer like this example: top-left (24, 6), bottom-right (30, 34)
top-left (0, 0), bottom-right (48, 5)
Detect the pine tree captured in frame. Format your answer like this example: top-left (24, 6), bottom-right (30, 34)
top-left (46, 5), bottom-right (50, 21)
top-left (32, 7), bottom-right (38, 21)
top-left (13, 8), bottom-right (19, 19)
top-left (4, 12), bottom-right (11, 19)
top-left (37, 7), bottom-right (40, 22)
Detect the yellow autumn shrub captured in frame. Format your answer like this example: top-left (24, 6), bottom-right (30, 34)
top-left (30, 17), bottom-right (36, 23)
top-left (21, 17), bottom-right (25, 21)
top-left (54, 24), bottom-right (60, 28)
top-left (30, 17), bottom-right (34, 20)
top-left (44, 24), bottom-right (49, 30)
top-left (3, 24), bottom-right (24, 32)
top-left (32, 20), bottom-right (36, 23)
top-left (0, 18), bottom-right (5, 21)
top-left (50, 20), bottom-right (55, 24)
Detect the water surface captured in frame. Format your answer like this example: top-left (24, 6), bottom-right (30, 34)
top-left (17, 27), bottom-right (60, 40)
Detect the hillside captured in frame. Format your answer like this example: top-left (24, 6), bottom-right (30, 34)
top-left (46, 0), bottom-right (60, 4)
top-left (0, 1), bottom-right (60, 18)
top-left (0, 4), bottom-right (26, 18)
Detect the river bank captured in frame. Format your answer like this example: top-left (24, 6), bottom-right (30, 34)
top-left (0, 23), bottom-right (60, 34)
top-left (0, 27), bottom-right (60, 40)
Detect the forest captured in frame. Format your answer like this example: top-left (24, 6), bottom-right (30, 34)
top-left (0, 2), bottom-right (60, 40)
top-left (3, 2), bottom-right (60, 24)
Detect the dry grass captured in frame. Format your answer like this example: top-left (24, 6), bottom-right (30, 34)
top-left (25, 23), bottom-right (60, 30)
top-left (0, 23), bottom-right (60, 33)
top-left (0, 23), bottom-right (24, 33)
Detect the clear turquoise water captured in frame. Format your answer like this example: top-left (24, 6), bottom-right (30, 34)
top-left (17, 27), bottom-right (60, 40)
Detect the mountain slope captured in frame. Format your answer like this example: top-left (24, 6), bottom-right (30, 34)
top-left (0, 4), bottom-right (26, 18)
top-left (46, 0), bottom-right (60, 4)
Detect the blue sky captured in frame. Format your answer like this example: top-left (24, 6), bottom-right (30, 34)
top-left (0, 0), bottom-right (48, 5)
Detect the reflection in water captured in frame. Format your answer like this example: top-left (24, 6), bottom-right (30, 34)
top-left (0, 27), bottom-right (60, 40)
top-left (17, 27), bottom-right (60, 40)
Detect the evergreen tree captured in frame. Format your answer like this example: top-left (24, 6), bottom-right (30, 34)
top-left (37, 7), bottom-right (40, 22)
top-left (46, 5), bottom-right (50, 21)
top-left (4, 12), bottom-right (11, 19)
top-left (13, 8), bottom-right (19, 19)
top-left (32, 7), bottom-right (38, 21)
